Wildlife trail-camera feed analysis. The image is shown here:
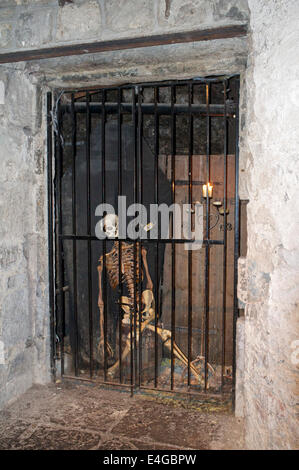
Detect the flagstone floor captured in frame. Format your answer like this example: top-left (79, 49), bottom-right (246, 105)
top-left (0, 381), bottom-right (245, 450)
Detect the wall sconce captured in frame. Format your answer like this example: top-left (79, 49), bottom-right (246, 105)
top-left (202, 182), bottom-right (213, 198)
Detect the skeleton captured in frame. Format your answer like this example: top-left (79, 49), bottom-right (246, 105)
top-left (97, 214), bottom-right (213, 386)
top-left (97, 215), bottom-right (153, 356)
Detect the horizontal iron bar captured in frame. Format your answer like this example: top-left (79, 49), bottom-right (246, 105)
top-left (162, 325), bottom-right (218, 334)
top-left (140, 386), bottom-right (230, 400)
top-left (175, 180), bottom-right (223, 186)
top-left (61, 102), bottom-right (236, 116)
top-left (62, 374), bottom-right (133, 388)
top-left (0, 25), bottom-right (247, 65)
top-left (59, 235), bottom-right (224, 245)
top-left (135, 76), bottom-right (237, 87)
top-left (55, 285), bottom-right (69, 295)
top-left (62, 375), bottom-right (231, 400)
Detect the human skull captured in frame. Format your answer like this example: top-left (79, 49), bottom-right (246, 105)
top-left (101, 214), bottom-right (119, 238)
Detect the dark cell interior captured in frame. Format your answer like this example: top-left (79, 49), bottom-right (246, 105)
top-left (55, 77), bottom-right (241, 396)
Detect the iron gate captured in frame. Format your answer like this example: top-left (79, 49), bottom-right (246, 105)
top-left (47, 76), bottom-right (240, 403)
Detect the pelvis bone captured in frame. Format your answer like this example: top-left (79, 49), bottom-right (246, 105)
top-left (121, 289), bottom-right (155, 324)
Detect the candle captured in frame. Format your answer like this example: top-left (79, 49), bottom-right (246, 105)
top-left (203, 182), bottom-right (213, 198)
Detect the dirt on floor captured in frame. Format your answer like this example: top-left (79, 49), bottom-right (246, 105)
top-left (0, 381), bottom-right (245, 450)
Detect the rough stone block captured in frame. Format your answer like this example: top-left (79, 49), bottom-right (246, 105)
top-left (212, 0), bottom-right (249, 23)
top-left (7, 349), bottom-right (33, 382)
top-left (237, 256), bottom-right (248, 305)
top-left (0, 341), bottom-right (5, 365)
top-left (0, 246), bottom-right (20, 270)
top-left (0, 23), bottom-right (13, 49)
top-left (2, 288), bottom-right (30, 346)
top-left (158, 0), bottom-right (213, 28)
top-left (7, 273), bottom-right (27, 290)
top-left (14, 8), bottom-right (54, 48)
top-left (56, 1), bottom-right (101, 42)
top-left (158, 0), bottom-right (249, 29)
top-left (0, 133), bottom-right (24, 185)
top-left (0, 81), bottom-right (5, 105)
top-left (0, 1), bottom-right (52, 5)
top-left (235, 316), bottom-right (245, 418)
top-left (105, 0), bottom-right (154, 34)
top-left (5, 72), bottom-right (36, 131)
top-left (0, 367), bottom-right (9, 392)
top-left (0, 7), bottom-right (15, 21)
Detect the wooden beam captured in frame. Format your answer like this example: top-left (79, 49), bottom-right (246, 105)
top-left (0, 24), bottom-right (247, 65)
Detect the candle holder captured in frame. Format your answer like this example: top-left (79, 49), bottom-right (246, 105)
top-left (212, 200), bottom-right (229, 215)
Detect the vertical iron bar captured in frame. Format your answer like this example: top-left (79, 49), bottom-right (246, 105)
top-left (71, 92), bottom-right (79, 376)
top-left (232, 78), bottom-right (240, 409)
top-left (187, 84), bottom-right (193, 388)
top-left (132, 86), bottom-right (137, 395)
top-left (101, 89), bottom-right (108, 381)
top-left (154, 86), bottom-right (159, 388)
top-left (55, 94), bottom-right (65, 377)
top-left (47, 92), bottom-right (56, 380)
top-left (86, 91), bottom-right (94, 379)
top-left (170, 85), bottom-right (176, 391)
top-left (204, 83), bottom-right (210, 391)
top-left (138, 86), bottom-right (143, 387)
top-left (221, 81), bottom-right (228, 391)
top-left (118, 87), bottom-right (123, 384)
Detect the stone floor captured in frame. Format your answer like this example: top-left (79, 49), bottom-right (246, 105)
top-left (0, 381), bottom-right (245, 450)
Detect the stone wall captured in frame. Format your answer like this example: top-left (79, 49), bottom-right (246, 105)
top-left (0, 68), bottom-right (50, 408)
top-left (0, 0), bottom-right (249, 51)
top-left (239, 0), bottom-right (299, 449)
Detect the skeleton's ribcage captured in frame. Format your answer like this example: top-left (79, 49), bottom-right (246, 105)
top-left (106, 243), bottom-right (142, 301)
